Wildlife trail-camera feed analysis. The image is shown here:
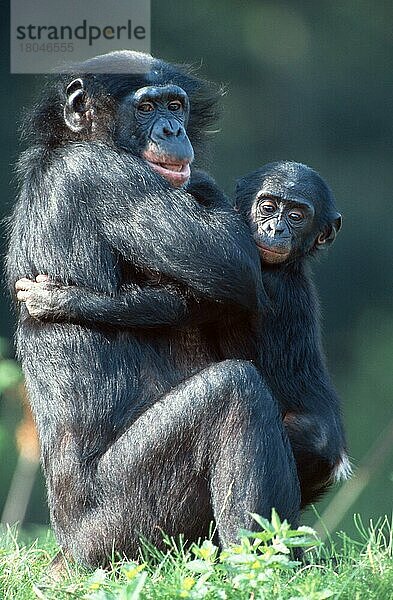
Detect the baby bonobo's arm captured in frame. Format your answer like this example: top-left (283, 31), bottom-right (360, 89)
top-left (16, 173), bottom-right (242, 328)
top-left (260, 271), bottom-right (351, 507)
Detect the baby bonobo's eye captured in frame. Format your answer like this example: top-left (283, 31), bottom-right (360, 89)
top-left (168, 100), bottom-right (182, 112)
top-left (259, 200), bottom-right (277, 215)
top-left (138, 102), bottom-right (155, 113)
top-left (288, 209), bottom-right (305, 223)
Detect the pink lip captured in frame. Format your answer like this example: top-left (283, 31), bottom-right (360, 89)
top-left (145, 160), bottom-right (191, 187)
top-left (256, 244), bottom-right (289, 255)
top-left (256, 244), bottom-right (291, 264)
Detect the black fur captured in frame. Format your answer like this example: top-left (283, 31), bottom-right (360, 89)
top-left (6, 53), bottom-right (300, 566)
top-left (235, 162), bottom-right (350, 506)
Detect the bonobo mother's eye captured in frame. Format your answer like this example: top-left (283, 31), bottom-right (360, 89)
top-left (288, 209), bottom-right (305, 223)
top-left (168, 100), bottom-right (182, 112)
top-left (260, 200), bottom-right (276, 214)
top-left (138, 102), bottom-right (155, 113)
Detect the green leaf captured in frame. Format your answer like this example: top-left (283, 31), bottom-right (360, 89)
top-left (123, 572), bottom-right (148, 599)
top-left (284, 536), bottom-right (321, 548)
top-left (186, 559), bottom-right (214, 574)
top-left (238, 528), bottom-right (274, 542)
top-left (271, 508), bottom-right (282, 530)
top-left (296, 526), bottom-right (318, 535)
top-left (249, 513), bottom-right (275, 532)
top-left (272, 539), bottom-right (290, 554)
top-left (222, 553), bottom-right (257, 565)
top-left (87, 568), bottom-right (108, 591)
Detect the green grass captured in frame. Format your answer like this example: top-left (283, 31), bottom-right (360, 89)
top-left (1, 512), bottom-right (392, 600)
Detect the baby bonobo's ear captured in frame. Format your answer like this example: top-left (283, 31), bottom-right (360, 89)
top-left (316, 213), bottom-right (342, 249)
top-left (234, 176), bottom-right (252, 215)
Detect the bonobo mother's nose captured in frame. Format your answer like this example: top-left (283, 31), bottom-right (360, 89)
top-left (162, 122), bottom-right (184, 137)
top-left (152, 118), bottom-right (185, 141)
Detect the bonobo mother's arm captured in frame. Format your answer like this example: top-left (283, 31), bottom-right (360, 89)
top-left (15, 276), bottom-right (236, 328)
top-left (62, 144), bottom-right (265, 313)
top-left (15, 166), bottom-right (248, 327)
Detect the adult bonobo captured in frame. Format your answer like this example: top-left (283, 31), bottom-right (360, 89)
top-left (234, 161), bottom-right (351, 506)
top-left (8, 52), bottom-right (300, 566)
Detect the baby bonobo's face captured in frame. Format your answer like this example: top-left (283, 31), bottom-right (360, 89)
top-left (250, 190), bottom-right (315, 265)
top-left (237, 162), bottom-right (342, 266)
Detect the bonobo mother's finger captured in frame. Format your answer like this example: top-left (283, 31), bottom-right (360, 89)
top-left (15, 277), bottom-right (35, 292)
top-left (17, 290), bottom-right (30, 302)
top-left (36, 274), bottom-right (49, 282)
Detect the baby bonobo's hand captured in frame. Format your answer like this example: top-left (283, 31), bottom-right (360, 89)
top-left (15, 275), bottom-right (64, 320)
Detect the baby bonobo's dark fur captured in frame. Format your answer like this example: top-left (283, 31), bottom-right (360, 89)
top-left (8, 51), bottom-right (300, 567)
top-left (234, 161), bottom-right (351, 506)
top-left (183, 164), bottom-right (350, 506)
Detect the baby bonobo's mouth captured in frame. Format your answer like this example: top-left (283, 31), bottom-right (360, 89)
top-left (256, 243), bottom-right (290, 264)
top-left (143, 149), bottom-right (191, 187)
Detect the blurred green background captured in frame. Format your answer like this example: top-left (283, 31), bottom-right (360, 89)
top-left (0, 1), bottom-right (392, 539)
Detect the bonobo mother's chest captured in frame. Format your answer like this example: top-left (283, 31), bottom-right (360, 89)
top-left (24, 193), bottom-right (118, 292)
top-left (120, 259), bottom-right (215, 374)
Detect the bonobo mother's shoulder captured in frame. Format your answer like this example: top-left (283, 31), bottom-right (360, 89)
top-left (53, 142), bottom-right (157, 187)
top-left (30, 142), bottom-right (176, 196)
top-left (187, 169), bottom-right (230, 209)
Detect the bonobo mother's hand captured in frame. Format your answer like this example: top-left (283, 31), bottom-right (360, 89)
top-left (15, 275), bottom-right (65, 320)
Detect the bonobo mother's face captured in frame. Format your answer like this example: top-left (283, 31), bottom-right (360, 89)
top-left (117, 84), bottom-right (194, 188)
top-left (63, 78), bottom-right (194, 188)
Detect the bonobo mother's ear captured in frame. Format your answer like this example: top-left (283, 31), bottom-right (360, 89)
top-left (64, 78), bottom-right (92, 132)
top-left (316, 213), bottom-right (342, 249)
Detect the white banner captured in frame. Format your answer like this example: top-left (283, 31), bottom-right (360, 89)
top-left (11, 0), bottom-right (151, 74)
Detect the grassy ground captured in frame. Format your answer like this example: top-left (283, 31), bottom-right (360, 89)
top-left (1, 512), bottom-right (392, 600)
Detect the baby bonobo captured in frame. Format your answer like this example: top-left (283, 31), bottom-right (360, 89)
top-left (234, 161), bottom-right (351, 506)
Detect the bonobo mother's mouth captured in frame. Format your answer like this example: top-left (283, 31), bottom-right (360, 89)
top-left (143, 150), bottom-right (191, 188)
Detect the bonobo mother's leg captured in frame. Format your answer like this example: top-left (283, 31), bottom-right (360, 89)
top-left (62, 360), bottom-right (300, 566)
